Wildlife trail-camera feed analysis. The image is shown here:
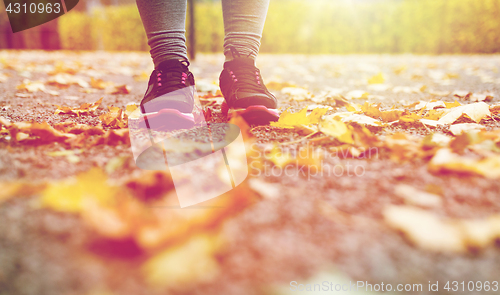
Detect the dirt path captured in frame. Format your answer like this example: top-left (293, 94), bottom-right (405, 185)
top-left (1, 51), bottom-right (500, 295)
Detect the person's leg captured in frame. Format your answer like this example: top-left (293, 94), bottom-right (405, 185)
top-left (219, 0), bottom-right (278, 125)
top-left (136, 0), bottom-right (188, 68)
top-left (221, 0), bottom-right (270, 61)
top-left (136, 0), bottom-right (195, 129)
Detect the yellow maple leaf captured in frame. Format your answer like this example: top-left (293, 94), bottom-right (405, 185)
top-left (319, 117), bottom-right (353, 144)
top-left (444, 100), bottom-right (461, 108)
top-left (346, 103), bottom-right (362, 112)
top-left (368, 72), bottom-right (385, 84)
top-left (125, 103), bottom-right (138, 116)
top-left (40, 168), bottom-right (117, 213)
top-left (271, 107), bottom-right (328, 128)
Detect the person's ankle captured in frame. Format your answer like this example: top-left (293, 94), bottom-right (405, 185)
top-left (224, 53), bottom-right (256, 63)
top-left (155, 58), bottom-right (190, 69)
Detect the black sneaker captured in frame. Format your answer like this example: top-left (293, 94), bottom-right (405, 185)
top-left (219, 50), bottom-right (278, 125)
top-left (139, 59), bottom-right (196, 131)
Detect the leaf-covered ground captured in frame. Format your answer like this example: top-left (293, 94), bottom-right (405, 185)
top-left (1, 51), bottom-right (500, 295)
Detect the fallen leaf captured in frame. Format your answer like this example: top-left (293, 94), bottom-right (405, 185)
top-left (105, 84), bottom-right (131, 95)
top-left (429, 148), bottom-right (500, 179)
top-left (340, 113), bottom-right (383, 127)
top-left (99, 106), bottom-right (128, 128)
top-left (16, 79), bottom-right (46, 92)
top-left (452, 90), bottom-right (471, 100)
top-left (95, 129), bottom-right (130, 146)
top-left (30, 122), bottom-right (76, 142)
top-left (133, 71), bottom-right (149, 81)
top-left (393, 65), bottom-right (406, 75)
top-left (40, 168), bottom-right (117, 213)
top-left (125, 103), bottom-right (138, 116)
top-left (271, 107), bottom-right (328, 128)
top-left (419, 119), bottom-right (444, 127)
top-left (248, 178), bottom-right (280, 199)
top-left (47, 149), bottom-right (81, 163)
top-left (55, 97), bottom-right (103, 116)
top-left (444, 100), bottom-right (461, 108)
top-left (281, 87), bottom-right (312, 101)
top-left (438, 102), bottom-right (491, 124)
top-left (90, 77), bottom-right (114, 90)
top-left (319, 117), bottom-right (353, 144)
top-left (143, 235), bottom-right (220, 287)
top-left (0, 72), bottom-right (8, 83)
top-left (383, 205), bottom-right (466, 253)
top-left (449, 123), bottom-right (485, 136)
top-left (361, 102), bottom-right (403, 122)
top-left (469, 92), bottom-right (494, 102)
top-left (414, 101), bottom-right (446, 110)
top-left (54, 121), bottom-right (104, 135)
top-left (48, 73), bottom-right (89, 88)
top-left (394, 184), bottom-right (442, 208)
top-left (266, 81), bottom-right (296, 90)
top-left (368, 72), bottom-right (385, 84)
top-left (15, 93), bottom-right (31, 98)
top-left (344, 90), bottom-right (369, 100)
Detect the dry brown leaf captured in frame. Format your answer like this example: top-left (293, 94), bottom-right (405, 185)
top-left (429, 148), bottom-right (500, 179)
top-left (105, 84), bottom-right (131, 95)
top-left (95, 129), bottom-right (130, 146)
top-left (99, 106), bottom-right (128, 128)
top-left (47, 73), bottom-right (89, 88)
top-left (55, 97), bottom-right (103, 116)
top-left (361, 102), bottom-right (403, 122)
top-left (30, 122), bottom-right (76, 142)
top-left (452, 90), bottom-right (471, 99)
top-left (16, 79), bottom-right (46, 92)
top-left (54, 122), bottom-right (104, 135)
top-left (469, 92), bottom-right (494, 102)
top-left (90, 77), bottom-right (114, 90)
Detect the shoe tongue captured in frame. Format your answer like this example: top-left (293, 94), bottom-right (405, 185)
top-left (157, 59), bottom-right (186, 71)
top-left (224, 57), bottom-right (255, 69)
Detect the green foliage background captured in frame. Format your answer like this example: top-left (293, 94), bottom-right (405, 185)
top-left (59, 0), bottom-right (500, 54)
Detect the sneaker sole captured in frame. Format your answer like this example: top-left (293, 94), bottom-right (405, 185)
top-left (138, 109), bottom-right (195, 131)
top-left (227, 105), bottom-right (279, 125)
